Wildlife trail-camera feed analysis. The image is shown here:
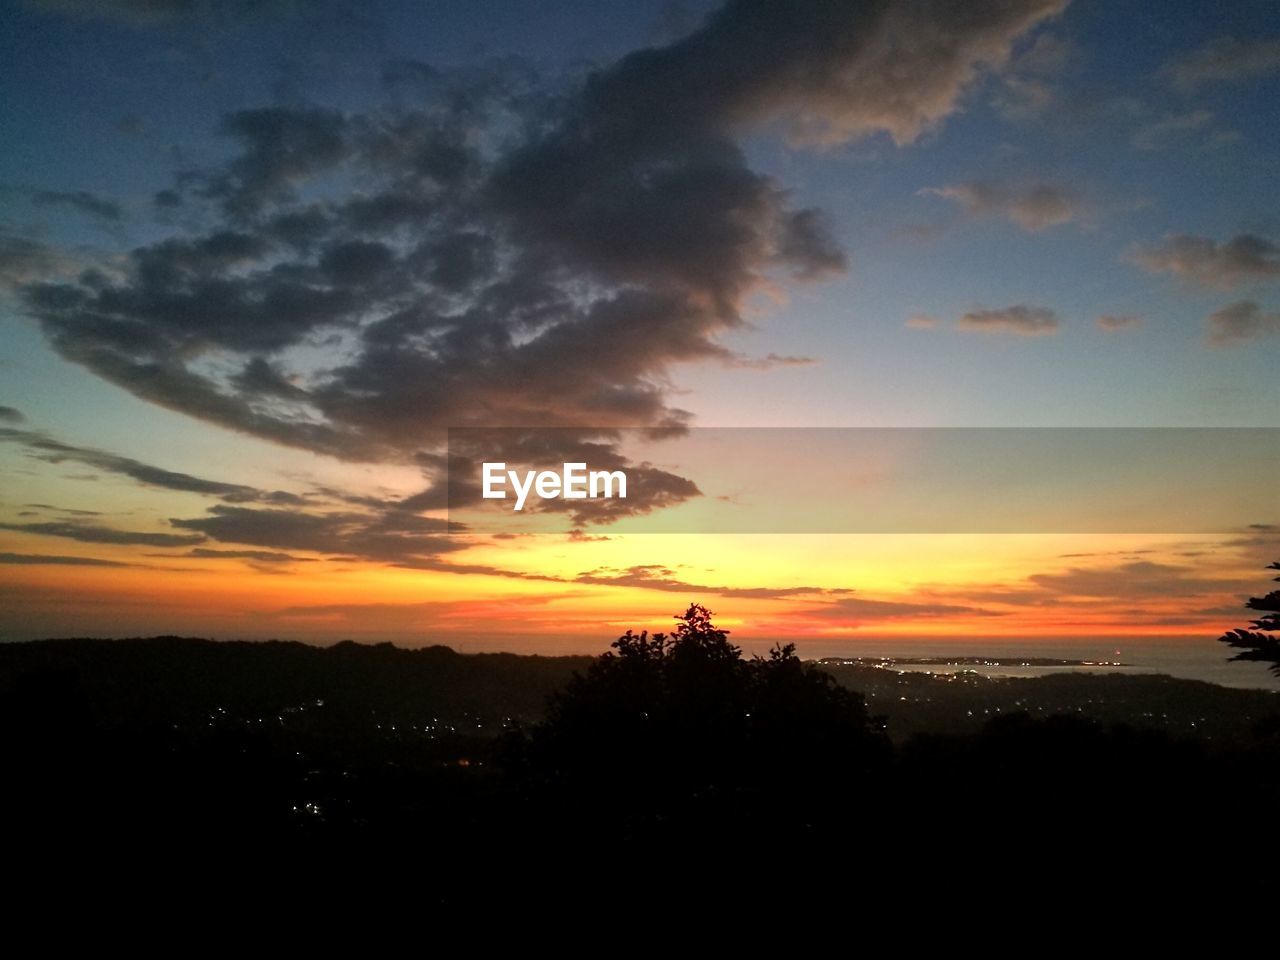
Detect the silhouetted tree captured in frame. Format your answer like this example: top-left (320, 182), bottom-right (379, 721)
top-left (527, 604), bottom-right (887, 822)
top-left (1219, 560), bottom-right (1280, 674)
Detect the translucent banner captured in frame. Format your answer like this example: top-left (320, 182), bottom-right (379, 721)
top-left (445, 427), bottom-right (1279, 534)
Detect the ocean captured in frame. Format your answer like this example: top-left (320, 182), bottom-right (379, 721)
top-left (788, 638), bottom-right (1280, 691)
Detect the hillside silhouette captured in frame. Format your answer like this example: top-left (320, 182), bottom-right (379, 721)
top-left (3, 607), bottom-right (1279, 903)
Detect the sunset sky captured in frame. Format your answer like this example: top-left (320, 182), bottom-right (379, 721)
top-left (1, 0), bottom-right (1277, 655)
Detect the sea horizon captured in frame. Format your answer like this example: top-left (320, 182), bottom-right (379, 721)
top-left (5, 630), bottom-right (1274, 691)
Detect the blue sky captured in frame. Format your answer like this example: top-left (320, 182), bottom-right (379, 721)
top-left (3, 0), bottom-right (1277, 449)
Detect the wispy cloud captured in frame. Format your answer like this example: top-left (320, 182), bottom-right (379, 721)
top-left (957, 305), bottom-right (1059, 336)
top-left (0, 427), bottom-right (303, 503)
top-left (725, 352), bottom-right (818, 370)
top-left (572, 563), bottom-right (845, 599)
top-left (1165, 37), bottom-right (1280, 90)
top-left (0, 520), bottom-right (204, 547)
top-left (1205, 300), bottom-right (1280, 347)
top-left (0, 551), bottom-right (130, 567)
top-left (1131, 234), bottom-right (1280, 289)
top-left (1028, 560), bottom-right (1241, 598)
top-left (1096, 314), bottom-right (1142, 331)
top-left (797, 595), bottom-right (999, 620)
top-left (1131, 109), bottom-right (1214, 151)
top-left (991, 31), bottom-right (1073, 121)
top-left (177, 548), bottom-right (317, 563)
top-left (32, 189), bottom-right (122, 222)
top-left (920, 181), bottom-right (1078, 231)
top-left (169, 504), bottom-right (461, 562)
top-left (0, 233), bottom-right (81, 291)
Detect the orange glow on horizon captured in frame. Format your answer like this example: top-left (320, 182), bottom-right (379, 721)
top-left (0, 527), bottom-right (1259, 652)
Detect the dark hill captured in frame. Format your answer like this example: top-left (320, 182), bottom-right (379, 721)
top-left (0, 635), bottom-right (590, 733)
top-left (821, 663), bottom-right (1280, 743)
top-left (3, 634), bottom-right (1279, 896)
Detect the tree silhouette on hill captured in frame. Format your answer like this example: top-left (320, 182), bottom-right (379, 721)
top-left (1219, 560), bottom-right (1280, 674)
top-left (526, 604), bottom-right (888, 821)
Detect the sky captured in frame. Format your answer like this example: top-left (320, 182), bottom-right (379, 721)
top-left (1, 0), bottom-right (1277, 672)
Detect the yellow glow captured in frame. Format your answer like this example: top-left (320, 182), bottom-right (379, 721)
top-left (1, 525), bottom-right (1258, 652)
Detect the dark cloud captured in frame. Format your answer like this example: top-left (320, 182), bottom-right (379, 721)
top-left (726, 352), bottom-right (817, 370)
top-left (170, 504), bottom-right (462, 561)
top-left (915, 548), bottom-right (1265, 610)
top-left (377, 553), bottom-right (872, 603)
top-left (1165, 37), bottom-right (1280, 90)
top-left (230, 356), bottom-right (309, 399)
top-left (1028, 560), bottom-right (1236, 598)
top-left (0, 520), bottom-right (204, 547)
top-left (1058, 549), bottom-right (1156, 559)
top-left (571, 0), bottom-right (1066, 147)
top-left (0, 426), bottom-right (304, 503)
top-left (179, 547), bottom-right (316, 563)
top-left (1205, 300), bottom-right (1280, 347)
top-left (572, 563), bottom-right (838, 599)
top-left (24, 503), bottom-right (102, 516)
top-left (957, 305), bottom-right (1059, 336)
top-left (210, 107), bottom-right (350, 219)
top-left (32, 190), bottom-right (123, 222)
top-left (801, 595), bottom-right (998, 619)
top-left (0, 406), bottom-right (24, 424)
top-left (390, 556), bottom-right (564, 582)
top-left (525, 461), bottom-right (701, 528)
top-left (566, 529), bottom-right (613, 543)
top-left (1132, 234), bottom-right (1280, 289)
top-left (0, 234), bottom-right (70, 291)
top-left (0, 551), bottom-right (130, 567)
top-left (921, 181), bottom-right (1077, 231)
top-left (13, 0), bottom-right (1061, 524)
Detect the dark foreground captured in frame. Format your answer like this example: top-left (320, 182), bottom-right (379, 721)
top-left (3, 627), bottom-right (1277, 903)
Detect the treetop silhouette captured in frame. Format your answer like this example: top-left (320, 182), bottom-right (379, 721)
top-left (1219, 560), bottom-right (1280, 675)
top-left (527, 603), bottom-right (888, 815)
